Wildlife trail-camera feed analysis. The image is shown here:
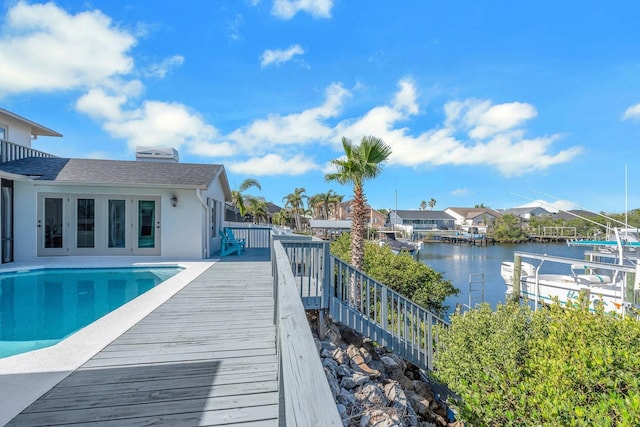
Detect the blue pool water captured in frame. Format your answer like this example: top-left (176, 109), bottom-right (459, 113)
top-left (0, 267), bottom-right (182, 358)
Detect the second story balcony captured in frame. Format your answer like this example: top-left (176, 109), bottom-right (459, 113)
top-left (1, 139), bottom-right (57, 163)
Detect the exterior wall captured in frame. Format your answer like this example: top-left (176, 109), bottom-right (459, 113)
top-left (0, 114), bottom-right (33, 147)
top-left (444, 209), bottom-right (466, 226)
top-left (12, 182), bottom-right (221, 261)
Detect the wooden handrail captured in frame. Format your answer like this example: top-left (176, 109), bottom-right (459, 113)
top-left (272, 240), bottom-right (342, 426)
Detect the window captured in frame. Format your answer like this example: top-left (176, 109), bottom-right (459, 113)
top-left (210, 199), bottom-right (218, 237)
top-left (0, 125), bottom-right (6, 141)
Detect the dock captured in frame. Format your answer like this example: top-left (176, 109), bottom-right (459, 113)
top-left (7, 250), bottom-right (278, 426)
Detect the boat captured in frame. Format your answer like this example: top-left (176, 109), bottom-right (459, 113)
top-left (501, 227), bottom-right (640, 315)
top-left (378, 230), bottom-right (419, 255)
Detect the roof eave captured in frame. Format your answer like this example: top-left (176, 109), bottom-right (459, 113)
top-left (31, 180), bottom-right (208, 190)
top-left (0, 108), bottom-right (63, 137)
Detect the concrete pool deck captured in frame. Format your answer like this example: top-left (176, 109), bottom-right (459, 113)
top-left (0, 257), bottom-right (216, 426)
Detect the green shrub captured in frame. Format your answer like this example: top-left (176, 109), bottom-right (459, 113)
top-left (330, 233), bottom-right (458, 316)
top-left (434, 302), bottom-right (640, 426)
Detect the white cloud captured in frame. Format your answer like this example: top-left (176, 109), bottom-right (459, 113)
top-left (451, 188), bottom-right (469, 196)
top-left (0, 2), bottom-right (135, 96)
top-left (260, 44), bottom-right (305, 68)
top-left (144, 55), bottom-right (185, 79)
top-left (446, 100), bottom-right (538, 139)
top-left (392, 78), bottom-right (419, 115)
top-left (77, 89), bottom-right (222, 153)
top-left (334, 86), bottom-right (581, 177)
top-left (229, 82), bottom-right (350, 151)
top-left (622, 103), bottom-right (640, 121)
top-left (271, 0), bottom-right (333, 19)
top-left (228, 154), bottom-right (318, 175)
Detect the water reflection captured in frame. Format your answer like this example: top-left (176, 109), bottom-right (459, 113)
top-left (418, 241), bottom-right (588, 313)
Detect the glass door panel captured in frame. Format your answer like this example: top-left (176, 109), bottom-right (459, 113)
top-left (76, 198), bottom-right (95, 248)
top-left (137, 200), bottom-right (155, 248)
top-left (1, 179), bottom-right (13, 263)
top-left (44, 198), bottom-right (64, 249)
top-left (108, 200), bottom-right (126, 248)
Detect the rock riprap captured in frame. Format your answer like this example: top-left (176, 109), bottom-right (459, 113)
top-left (314, 321), bottom-right (462, 427)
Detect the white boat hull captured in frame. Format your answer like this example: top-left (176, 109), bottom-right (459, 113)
top-left (501, 262), bottom-right (625, 314)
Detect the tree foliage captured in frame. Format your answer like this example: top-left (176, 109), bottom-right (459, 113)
top-left (330, 233), bottom-right (458, 316)
top-left (493, 213), bottom-right (528, 243)
top-left (434, 302), bottom-right (640, 426)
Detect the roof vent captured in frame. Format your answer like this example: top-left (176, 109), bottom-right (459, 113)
top-left (135, 147), bottom-right (179, 163)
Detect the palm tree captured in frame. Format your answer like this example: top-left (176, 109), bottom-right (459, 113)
top-left (325, 135), bottom-right (392, 273)
top-left (307, 193), bottom-right (324, 219)
top-left (283, 187), bottom-right (307, 231)
top-left (428, 198), bottom-right (437, 210)
top-left (245, 196), bottom-right (268, 224)
top-left (420, 200), bottom-right (427, 210)
top-left (309, 190), bottom-right (344, 220)
top-left (231, 178), bottom-right (261, 221)
top-left (271, 210), bottom-right (290, 227)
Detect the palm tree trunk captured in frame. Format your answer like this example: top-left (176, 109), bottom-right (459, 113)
top-left (350, 182), bottom-right (366, 306)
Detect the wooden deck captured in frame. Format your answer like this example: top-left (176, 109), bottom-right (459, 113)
top-left (8, 250), bottom-right (278, 426)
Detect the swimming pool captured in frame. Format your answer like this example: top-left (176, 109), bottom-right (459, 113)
top-left (0, 267), bottom-right (182, 358)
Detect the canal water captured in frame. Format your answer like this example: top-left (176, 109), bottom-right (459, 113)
top-left (418, 241), bottom-right (588, 314)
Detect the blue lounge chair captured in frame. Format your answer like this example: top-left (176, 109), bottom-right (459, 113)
top-left (224, 227), bottom-right (246, 247)
top-left (219, 228), bottom-right (245, 256)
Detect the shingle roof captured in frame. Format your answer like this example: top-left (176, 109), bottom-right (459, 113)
top-left (394, 210), bottom-right (455, 220)
top-left (446, 207), bottom-right (502, 219)
top-left (0, 157), bottom-right (226, 190)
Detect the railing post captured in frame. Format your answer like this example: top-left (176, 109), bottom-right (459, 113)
top-left (381, 287), bottom-right (388, 347)
top-left (427, 312), bottom-right (433, 371)
top-left (322, 241), bottom-right (331, 310)
top-left (511, 255), bottom-right (522, 303)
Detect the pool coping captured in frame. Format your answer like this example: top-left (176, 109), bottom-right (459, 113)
top-left (0, 257), bottom-right (217, 426)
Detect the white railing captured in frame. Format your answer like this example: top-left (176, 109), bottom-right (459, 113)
top-left (272, 239), bottom-right (342, 426)
top-left (0, 139), bottom-right (57, 163)
top-left (330, 255), bottom-right (449, 371)
top-left (226, 226), bottom-right (272, 248)
top-left (276, 239), bottom-right (449, 372)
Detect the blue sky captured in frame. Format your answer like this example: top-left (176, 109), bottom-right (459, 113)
top-left (1, 1), bottom-right (639, 213)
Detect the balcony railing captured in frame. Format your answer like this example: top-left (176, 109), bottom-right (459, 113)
top-left (1, 139), bottom-right (57, 163)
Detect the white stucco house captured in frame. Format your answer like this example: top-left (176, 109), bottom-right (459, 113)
top-left (0, 108), bottom-right (231, 263)
top-left (444, 207), bottom-right (503, 230)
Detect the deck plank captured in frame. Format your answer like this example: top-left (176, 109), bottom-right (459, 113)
top-left (7, 253), bottom-right (279, 426)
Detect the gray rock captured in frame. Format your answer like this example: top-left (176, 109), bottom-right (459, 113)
top-left (325, 370), bottom-right (341, 398)
top-left (407, 390), bottom-right (430, 417)
top-left (352, 372), bottom-right (369, 387)
top-left (326, 324), bottom-right (342, 345)
top-left (322, 348), bottom-right (336, 359)
top-left (321, 340), bottom-right (338, 351)
top-left (336, 403), bottom-right (347, 418)
top-left (346, 344), bottom-right (360, 359)
top-left (359, 346), bottom-right (373, 364)
top-left (355, 383), bottom-right (389, 407)
top-left (341, 375), bottom-right (357, 390)
top-left (337, 388), bottom-right (358, 407)
top-left (380, 355), bottom-right (399, 371)
top-left (333, 347), bottom-right (348, 365)
top-left (322, 357), bottom-right (338, 376)
top-left (385, 382), bottom-right (418, 426)
top-left (337, 364), bottom-right (352, 378)
top-left (360, 408), bottom-right (403, 427)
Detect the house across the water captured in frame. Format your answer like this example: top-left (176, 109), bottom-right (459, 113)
top-left (0, 108), bottom-right (231, 263)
